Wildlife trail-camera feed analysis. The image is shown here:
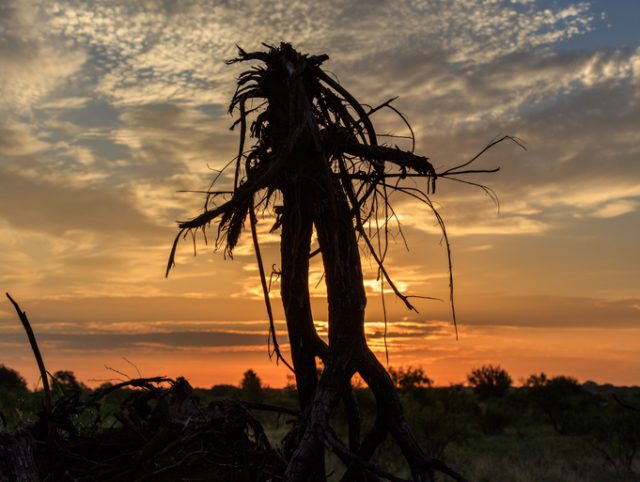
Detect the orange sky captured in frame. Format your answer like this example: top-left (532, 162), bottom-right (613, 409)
top-left (1, 0), bottom-right (639, 388)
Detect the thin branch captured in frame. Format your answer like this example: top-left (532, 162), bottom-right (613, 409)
top-left (6, 293), bottom-right (52, 423)
top-left (441, 176), bottom-right (501, 210)
top-left (249, 203), bottom-right (295, 373)
top-left (376, 182), bottom-right (458, 335)
top-left (423, 198), bottom-right (458, 339)
top-left (613, 394), bottom-right (640, 412)
top-left (337, 160), bottom-right (417, 312)
top-left (440, 135), bottom-right (525, 176)
top-left (104, 364), bottom-right (130, 380)
top-left (89, 377), bottom-right (172, 402)
top-left (317, 69), bottom-right (378, 147)
top-left (366, 96), bottom-right (398, 116)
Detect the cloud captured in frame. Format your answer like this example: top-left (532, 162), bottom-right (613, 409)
top-left (112, 103), bottom-right (234, 170)
top-left (524, 180), bottom-right (640, 218)
top-left (397, 209), bottom-right (549, 237)
top-left (106, 103), bottom-right (238, 221)
top-left (457, 295), bottom-right (640, 328)
top-left (0, 330), bottom-right (271, 352)
top-left (5, 0), bottom-right (634, 242)
top-left (0, 0), bottom-right (85, 114)
top-left (0, 121), bottom-right (49, 157)
top-left (3, 293), bottom-right (634, 332)
top-left (590, 200), bottom-right (638, 218)
top-left (0, 296), bottom-right (278, 326)
top-left (0, 168), bottom-right (170, 239)
top-left (36, 0), bottom-right (598, 107)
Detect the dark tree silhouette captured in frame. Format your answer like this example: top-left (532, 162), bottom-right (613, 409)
top-left (467, 365), bottom-right (513, 400)
top-left (0, 365), bottom-right (27, 393)
top-left (52, 370), bottom-right (87, 394)
top-left (0, 365), bottom-right (28, 428)
top-left (241, 369), bottom-right (264, 402)
top-left (389, 366), bottom-right (433, 391)
top-left (167, 43), bottom-right (520, 482)
top-left (525, 373), bottom-right (585, 433)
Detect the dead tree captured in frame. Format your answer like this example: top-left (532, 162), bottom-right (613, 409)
top-left (167, 43), bottom-right (521, 482)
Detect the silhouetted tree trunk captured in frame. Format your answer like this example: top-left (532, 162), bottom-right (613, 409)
top-left (280, 181), bottom-right (326, 479)
top-left (168, 42), bottom-right (514, 482)
top-left (284, 143), bottom-right (441, 481)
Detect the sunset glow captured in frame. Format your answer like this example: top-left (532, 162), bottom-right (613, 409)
top-left (1, 0), bottom-right (638, 388)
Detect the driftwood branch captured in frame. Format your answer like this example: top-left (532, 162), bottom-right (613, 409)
top-left (5, 293), bottom-right (52, 422)
top-left (164, 43), bottom-right (516, 482)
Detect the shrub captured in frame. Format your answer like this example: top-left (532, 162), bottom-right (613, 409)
top-left (0, 365), bottom-right (29, 429)
top-left (525, 373), bottom-right (587, 433)
top-left (52, 370), bottom-right (87, 394)
top-left (0, 365), bottom-right (28, 393)
top-left (467, 364), bottom-right (512, 400)
top-left (388, 366), bottom-right (433, 391)
top-left (241, 369), bottom-right (263, 402)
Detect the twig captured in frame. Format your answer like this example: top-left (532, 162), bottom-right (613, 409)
top-left (122, 357), bottom-right (142, 378)
top-left (439, 135), bottom-right (525, 176)
top-left (104, 364), bottom-right (129, 380)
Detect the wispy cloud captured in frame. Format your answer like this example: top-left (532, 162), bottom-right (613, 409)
top-left (590, 199), bottom-right (638, 218)
top-left (1, 0), bottom-right (639, 385)
top-left (0, 0), bottom-right (85, 114)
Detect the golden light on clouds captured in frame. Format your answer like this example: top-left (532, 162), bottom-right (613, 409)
top-left (1, 0), bottom-right (638, 387)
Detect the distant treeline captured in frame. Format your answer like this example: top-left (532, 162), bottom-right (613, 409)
top-left (2, 363), bottom-right (639, 481)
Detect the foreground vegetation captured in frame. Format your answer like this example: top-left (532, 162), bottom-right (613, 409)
top-left (1, 364), bottom-right (639, 481)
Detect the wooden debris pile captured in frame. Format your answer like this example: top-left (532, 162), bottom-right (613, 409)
top-left (1, 377), bottom-right (285, 482)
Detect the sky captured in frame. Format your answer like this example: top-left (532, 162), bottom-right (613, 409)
top-left (0, 0), bottom-right (639, 389)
